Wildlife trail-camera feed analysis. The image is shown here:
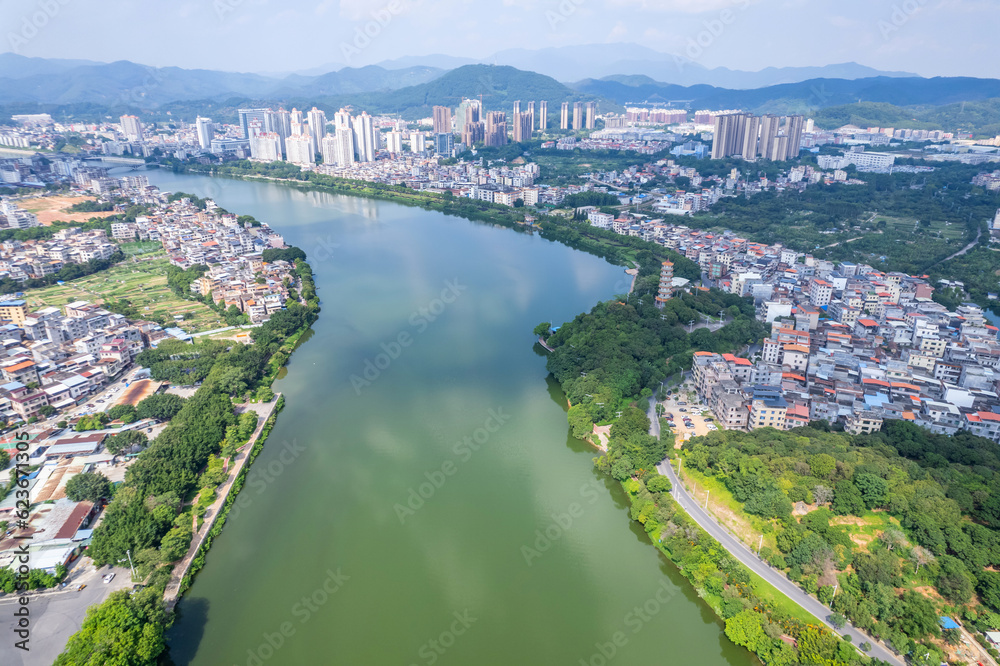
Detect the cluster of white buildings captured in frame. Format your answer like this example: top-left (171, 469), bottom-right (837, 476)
top-left (0, 227), bottom-right (117, 281)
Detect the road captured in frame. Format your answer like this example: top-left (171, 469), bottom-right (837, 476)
top-left (940, 225), bottom-right (982, 263)
top-left (657, 458), bottom-right (902, 664)
top-left (647, 402), bottom-right (903, 666)
top-left (0, 564), bottom-right (133, 665)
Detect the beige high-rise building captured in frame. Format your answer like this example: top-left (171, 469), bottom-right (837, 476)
top-left (560, 102), bottom-right (569, 130)
top-left (484, 111), bottom-right (507, 147)
top-left (527, 101), bottom-right (535, 130)
top-left (585, 102), bottom-right (596, 129)
top-left (512, 100), bottom-right (521, 116)
top-left (572, 102), bottom-right (583, 130)
top-left (539, 101), bottom-right (548, 130)
top-left (432, 106), bottom-right (451, 134)
top-left (758, 115), bottom-right (780, 160)
top-left (740, 115), bottom-right (760, 160)
top-left (512, 112), bottom-right (532, 142)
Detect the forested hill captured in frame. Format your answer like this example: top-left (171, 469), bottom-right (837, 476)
top-left (682, 420), bottom-right (1000, 663)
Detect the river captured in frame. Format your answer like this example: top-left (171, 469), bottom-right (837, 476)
top-left (141, 170), bottom-right (756, 666)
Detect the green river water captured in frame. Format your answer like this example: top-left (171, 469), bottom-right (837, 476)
top-left (142, 170), bottom-right (755, 666)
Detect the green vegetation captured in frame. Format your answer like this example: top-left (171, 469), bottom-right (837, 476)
top-left (814, 99), bottom-right (1000, 137)
top-left (679, 421), bottom-right (1000, 662)
top-left (623, 473), bottom-right (867, 665)
top-left (67, 199), bottom-right (116, 213)
top-left (21, 252), bottom-right (225, 332)
top-left (691, 161), bottom-right (998, 278)
top-left (55, 588), bottom-right (170, 666)
top-left (64, 471), bottom-right (111, 502)
top-left (175, 159), bottom-right (702, 281)
top-left (107, 403), bottom-right (138, 423)
top-left (0, 250), bottom-right (124, 295)
top-left (56, 223), bottom-right (318, 666)
top-left (104, 429), bottom-right (148, 455)
top-left (544, 280), bottom-right (766, 472)
top-left (136, 393), bottom-right (186, 421)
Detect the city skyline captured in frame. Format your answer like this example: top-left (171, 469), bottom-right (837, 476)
top-left (0, 0), bottom-right (997, 80)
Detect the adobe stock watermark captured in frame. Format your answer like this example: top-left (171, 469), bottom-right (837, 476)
top-left (673, 0), bottom-right (751, 72)
top-left (577, 580), bottom-right (680, 666)
top-left (878, 0), bottom-right (927, 40)
top-left (340, 0), bottom-right (419, 64)
top-left (393, 408), bottom-right (511, 524)
top-left (546, 0), bottom-right (586, 31)
top-left (227, 439), bottom-right (305, 522)
top-left (520, 480), bottom-right (602, 566)
top-left (349, 279), bottom-right (467, 395)
top-left (7, 0), bottom-right (73, 54)
top-left (237, 567), bottom-right (349, 666)
top-left (407, 610), bottom-right (477, 666)
top-left (214, 0), bottom-right (251, 22)
top-left (309, 233), bottom-right (341, 263)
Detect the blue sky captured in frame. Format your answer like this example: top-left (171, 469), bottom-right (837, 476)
top-left (1, 0), bottom-right (995, 78)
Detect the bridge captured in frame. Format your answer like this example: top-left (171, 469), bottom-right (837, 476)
top-left (87, 156), bottom-right (146, 167)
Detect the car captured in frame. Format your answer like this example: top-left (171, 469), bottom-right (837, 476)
top-left (103, 573), bottom-right (115, 584)
top-left (147, 428), bottom-right (152, 433)
top-left (77, 584), bottom-right (86, 591)
top-left (679, 407), bottom-right (687, 412)
top-left (666, 421), bottom-right (676, 427)
top-left (678, 402), bottom-right (687, 406)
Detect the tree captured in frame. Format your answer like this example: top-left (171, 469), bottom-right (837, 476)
top-left (832, 480), bottom-right (866, 515)
top-left (75, 412), bottom-right (109, 431)
top-left (910, 546), bottom-right (935, 573)
top-left (65, 472), bottom-right (111, 503)
top-left (813, 484), bottom-right (833, 505)
top-left (646, 474), bottom-right (672, 494)
top-left (809, 453), bottom-right (837, 479)
top-left (136, 393), bottom-right (186, 421)
top-left (724, 610), bottom-right (766, 652)
top-left (54, 589), bottom-right (168, 666)
top-left (107, 404), bottom-right (138, 423)
top-left (895, 591), bottom-right (940, 639)
top-left (935, 555), bottom-right (975, 605)
top-left (854, 472), bottom-right (889, 509)
top-left (104, 430), bottom-right (148, 455)
top-left (533, 322), bottom-right (551, 337)
top-left (879, 528), bottom-right (906, 551)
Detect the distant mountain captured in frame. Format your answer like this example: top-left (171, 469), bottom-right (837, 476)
top-left (0, 56), bottom-right (445, 106)
top-left (570, 75), bottom-right (1000, 114)
top-left (313, 64), bottom-right (596, 118)
top-left (374, 54), bottom-right (479, 71)
top-left (379, 44), bottom-right (917, 88)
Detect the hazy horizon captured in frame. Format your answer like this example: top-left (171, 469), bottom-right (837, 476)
top-left (0, 0), bottom-right (995, 80)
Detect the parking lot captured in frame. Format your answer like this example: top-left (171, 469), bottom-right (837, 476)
top-left (657, 385), bottom-right (719, 446)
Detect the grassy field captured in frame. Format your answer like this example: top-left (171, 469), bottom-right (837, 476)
top-left (874, 214), bottom-right (966, 241)
top-left (21, 251), bottom-right (225, 333)
top-left (120, 241), bottom-right (162, 256)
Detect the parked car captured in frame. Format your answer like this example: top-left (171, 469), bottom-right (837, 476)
top-left (77, 584), bottom-right (86, 591)
top-left (102, 573), bottom-right (115, 584)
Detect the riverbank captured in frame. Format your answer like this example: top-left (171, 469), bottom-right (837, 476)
top-left (170, 160), bottom-right (701, 283)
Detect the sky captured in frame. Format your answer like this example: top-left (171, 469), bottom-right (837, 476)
top-left (1, 0), bottom-right (997, 79)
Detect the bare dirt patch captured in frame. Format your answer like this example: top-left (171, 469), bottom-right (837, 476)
top-left (18, 195), bottom-right (118, 225)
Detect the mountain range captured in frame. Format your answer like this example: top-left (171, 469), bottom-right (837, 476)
top-left (383, 44), bottom-right (916, 89)
top-left (1, 51), bottom-right (999, 134)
